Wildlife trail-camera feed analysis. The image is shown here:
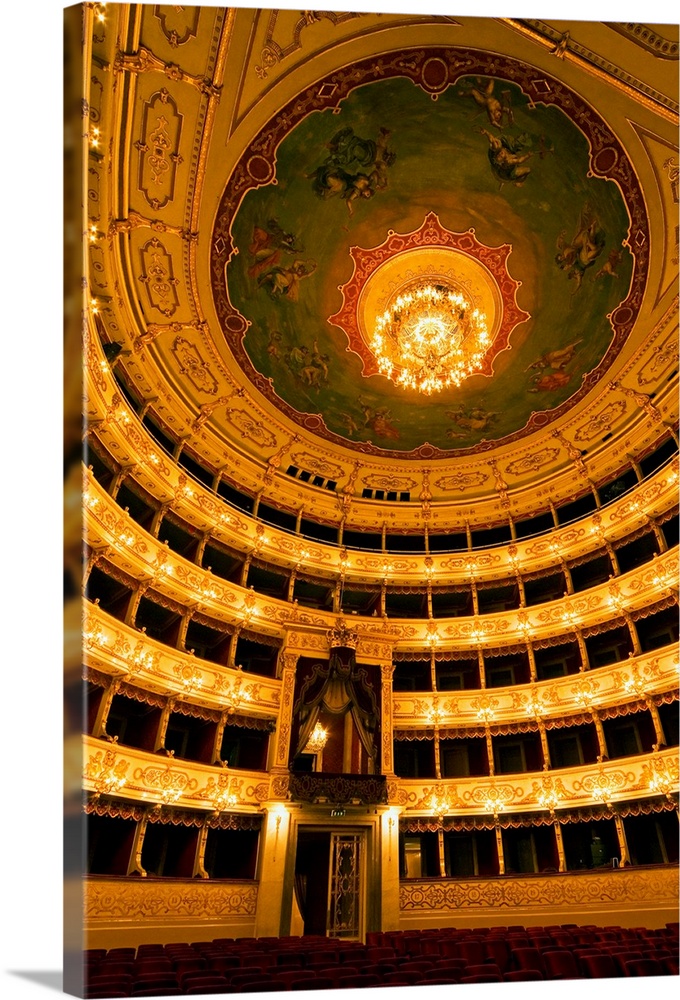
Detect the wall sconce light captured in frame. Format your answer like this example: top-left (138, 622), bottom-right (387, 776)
top-left (427, 702), bottom-right (443, 726)
top-left (621, 667), bottom-right (646, 699)
top-left (83, 622), bottom-right (106, 651)
top-left (131, 640), bottom-right (154, 673)
top-left (473, 694), bottom-right (497, 724)
top-left (86, 748), bottom-right (128, 800)
top-left (517, 616), bottom-right (532, 637)
top-left (535, 778), bottom-right (562, 815)
top-left (160, 787), bottom-right (183, 806)
top-left (483, 788), bottom-right (507, 817)
top-left (646, 756), bottom-right (678, 801)
top-left (212, 772), bottom-right (241, 814)
top-left (213, 790), bottom-right (239, 813)
top-left (430, 795), bottom-right (448, 821)
top-left (561, 605), bottom-right (576, 626)
top-left (525, 688), bottom-right (543, 718)
top-left (426, 622), bottom-right (441, 648)
top-left (571, 676), bottom-right (599, 710)
top-left (228, 670), bottom-right (252, 714)
top-left (174, 662), bottom-right (204, 695)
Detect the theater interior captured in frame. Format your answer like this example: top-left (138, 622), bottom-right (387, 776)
top-left (65, 3), bottom-right (679, 995)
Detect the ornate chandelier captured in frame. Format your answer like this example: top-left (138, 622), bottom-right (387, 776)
top-left (370, 281), bottom-right (490, 394)
top-left (305, 722), bottom-right (329, 754)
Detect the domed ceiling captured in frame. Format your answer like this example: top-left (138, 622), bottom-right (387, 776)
top-left (212, 49), bottom-right (644, 459)
top-left (85, 8), bottom-right (677, 520)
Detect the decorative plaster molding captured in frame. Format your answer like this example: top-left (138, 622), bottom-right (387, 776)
top-left (400, 864), bottom-right (679, 911)
top-left (397, 746), bottom-right (679, 817)
top-left (85, 877), bottom-right (257, 919)
top-left (83, 735), bottom-right (275, 811)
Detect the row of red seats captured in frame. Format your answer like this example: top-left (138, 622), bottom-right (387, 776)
top-left (83, 922), bottom-right (679, 996)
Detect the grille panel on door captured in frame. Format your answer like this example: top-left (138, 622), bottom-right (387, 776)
top-left (327, 833), bottom-right (363, 940)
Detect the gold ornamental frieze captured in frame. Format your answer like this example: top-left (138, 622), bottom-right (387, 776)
top-left (399, 865), bottom-right (679, 912)
top-left (525, 774), bottom-right (569, 813)
top-left (362, 474), bottom-right (419, 491)
top-left (433, 470), bottom-right (490, 492)
top-left (281, 631), bottom-right (330, 654)
top-left (82, 602), bottom-right (281, 716)
top-left (573, 400), bottom-right (628, 443)
top-left (85, 877), bottom-right (258, 920)
top-left (523, 527), bottom-right (587, 558)
top-left (83, 735), bottom-right (277, 812)
top-left (115, 43), bottom-right (220, 97)
top-left (85, 748), bottom-right (130, 800)
top-left (504, 447), bottom-right (562, 478)
top-left (281, 628), bottom-right (399, 667)
top-left (225, 406), bottom-right (278, 448)
top-left (192, 771), bottom-right (269, 812)
top-left (637, 330), bottom-right (678, 387)
top-left (572, 765), bottom-right (637, 805)
top-left (439, 552), bottom-right (501, 572)
top-left (464, 781), bottom-right (525, 815)
top-left (253, 9), bottom-right (364, 82)
top-left (414, 784), bottom-right (465, 815)
top-left (132, 761), bottom-right (198, 804)
top-left (398, 746), bottom-right (679, 816)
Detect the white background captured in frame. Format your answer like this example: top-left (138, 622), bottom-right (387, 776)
top-left (1, 1), bottom-right (675, 997)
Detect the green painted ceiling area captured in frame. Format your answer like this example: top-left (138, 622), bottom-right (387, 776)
top-left (226, 75), bottom-right (633, 453)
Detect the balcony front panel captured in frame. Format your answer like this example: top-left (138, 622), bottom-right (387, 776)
top-left (393, 646), bottom-right (679, 729)
top-left (83, 735), bottom-right (280, 811)
top-left (83, 442), bottom-right (678, 584)
top-left (83, 602), bottom-right (281, 716)
top-left (84, 485), bottom-right (679, 650)
top-left (399, 865), bottom-right (679, 928)
top-left (392, 745), bottom-right (678, 817)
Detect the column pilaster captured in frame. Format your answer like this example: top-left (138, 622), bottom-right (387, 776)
top-left (381, 661), bottom-right (395, 777)
top-left (271, 651), bottom-right (299, 780)
top-left (253, 804), bottom-right (293, 937)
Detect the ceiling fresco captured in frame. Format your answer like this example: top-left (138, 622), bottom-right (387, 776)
top-left (212, 48), bottom-right (647, 459)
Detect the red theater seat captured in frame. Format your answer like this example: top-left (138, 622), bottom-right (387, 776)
top-left (624, 958), bottom-right (665, 976)
top-left (580, 954), bottom-right (619, 979)
top-left (292, 977), bottom-right (335, 990)
top-left (543, 949), bottom-right (579, 979)
top-left (504, 970), bottom-right (544, 981)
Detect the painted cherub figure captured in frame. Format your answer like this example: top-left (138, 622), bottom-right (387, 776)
top-left (555, 205), bottom-right (606, 291)
top-left (257, 260), bottom-right (316, 300)
top-left (479, 128), bottom-right (532, 187)
top-left (460, 78), bottom-right (514, 128)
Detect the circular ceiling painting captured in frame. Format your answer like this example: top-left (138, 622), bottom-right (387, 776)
top-left (330, 213), bottom-right (529, 393)
top-left (211, 48), bottom-right (647, 458)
